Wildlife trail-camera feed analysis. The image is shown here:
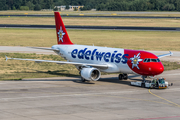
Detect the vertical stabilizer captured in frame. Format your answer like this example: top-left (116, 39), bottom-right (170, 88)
top-left (54, 12), bottom-right (73, 45)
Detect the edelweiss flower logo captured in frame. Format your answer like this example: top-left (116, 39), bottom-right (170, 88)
top-left (130, 53), bottom-right (143, 69)
top-left (58, 26), bottom-right (65, 42)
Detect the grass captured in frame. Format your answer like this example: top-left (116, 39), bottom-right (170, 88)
top-left (0, 53), bottom-right (179, 80)
top-left (0, 28), bottom-right (180, 51)
top-left (162, 61), bottom-right (180, 71)
top-left (1, 10), bottom-right (180, 17)
top-left (0, 53), bottom-right (78, 80)
top-left (1, 16), bottom-right (180, 27)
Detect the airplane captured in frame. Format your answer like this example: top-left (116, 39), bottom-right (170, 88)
top-left (5, 12), bottom-right (173, 82)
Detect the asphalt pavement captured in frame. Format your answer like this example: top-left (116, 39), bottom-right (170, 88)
top-left (0, 69), bottom-right (179, 120)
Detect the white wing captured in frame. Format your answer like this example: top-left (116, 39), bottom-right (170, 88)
top-left (157, 51), bottom-right (173, 58)
top-left (5, 56), bottom-right (108, 69)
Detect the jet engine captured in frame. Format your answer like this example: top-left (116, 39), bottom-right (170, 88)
top-left (80, 68), bottom-right (101, 81)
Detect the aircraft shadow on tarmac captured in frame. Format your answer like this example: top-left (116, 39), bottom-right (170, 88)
top-left (74, 75), bottom-right (143, 86)
top-left (20, 70), bottom-right (144, 87)
top-left (98, 75), bottom-right (142, 85)
top-left (19, 70), bottom-right (79, 81)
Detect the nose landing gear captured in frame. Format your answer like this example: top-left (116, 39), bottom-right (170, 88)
top-left (118, 74), bottom-right (128, 80)
top-left (142, 75), bottom-right (147, 83)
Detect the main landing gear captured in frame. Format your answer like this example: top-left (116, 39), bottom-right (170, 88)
top-left (81, 77), bottom-right (87, 82)
top-left (118, 74), bottom-right (128, 80)
top-left (79, 71), bottom-right (88, 83)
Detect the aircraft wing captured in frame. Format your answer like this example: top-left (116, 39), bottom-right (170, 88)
top-left (5, 56), bottom-right (108, 69)
top-left (28, 47), bottom-right (60, 52)
top-left (157, 51), bottom-right (173, 58)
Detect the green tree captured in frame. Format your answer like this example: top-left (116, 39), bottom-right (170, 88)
top-left (33, 0), bottom-right (38, 5)
top-left (147, 2), bottom-right (153, 10)
top-left (53, 6), bottom-right (58, 11)
top-left (22, 0), bottom-right (26, 6)
top-left (121, 1), bottom-right (129, 11)
top-left (162, 3), bottom-right (175, 10)
top-left (4, 4), bottom-right (8, 10)
top-left (86, 5), bottom-right (91, 10)
top-left (80, 6), bottom-right (87, 11)
top-left (54, 0), bottom-right (63, 6)
top-left (64, 0), bottom-right (71, 5)
top-left (20, 6), bottom-right (29, 10)
top-left (26, 1), bottom-right (34, 10)
top-left (12, 6), bottom-right (16, 10)
top-left (34, 4), bottom-right (41, 10)
top-left (14, 0), bottom-right (22, 9)
top-left (129, 2), bottom-right (137, 11)
top-left (0, 0), bottom-right (6, 10)
top-left (44, 0), bottom-right (54, 9)
top-left (7, 0), bottom-right (14, 10)
top-left (66, 4), bottom-right (69, 9)
top-left (0, 0), bottom-right (179, 11)
top-left (96, 3), bottom-right (106, 10)
top-left (74, 7), bottom-right (78, 11)
top-left (176, 0), bottom-right (180, 11)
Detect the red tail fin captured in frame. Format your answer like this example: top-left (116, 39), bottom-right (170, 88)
top-left (54, 12), bottom-right (73, 45)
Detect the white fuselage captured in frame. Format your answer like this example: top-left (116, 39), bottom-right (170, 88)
top-left (52, 45), bottom-right (134, 74)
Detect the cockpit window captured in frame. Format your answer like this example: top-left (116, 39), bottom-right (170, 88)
top-left (157, 58), bottom-right (160, 62)
top-left (147, 59), bottom-right (150, 62)
top-left (144, 58), bottom-right (147, 62)
top-left (151, 59), bottom-right (157, 62)
top-left (144, 58), bottom-right (160, 63)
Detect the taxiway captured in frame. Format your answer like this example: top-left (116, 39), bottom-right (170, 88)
top-left (0, 69), bottom-right (180, 120)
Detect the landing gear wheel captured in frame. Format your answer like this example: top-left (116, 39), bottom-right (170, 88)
top-left (118, 74), bottom-right (123, 80)
top-left (81, 77), bottom-right (87, 82)
top-left (119, 74), bottom-right (128, 80)
top-left (142, 75), bottom-right (147, 83)
top-left (123, 74), bottom-right (128, 80)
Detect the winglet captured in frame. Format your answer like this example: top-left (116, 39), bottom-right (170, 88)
top-left (5, 56), bottom-right (8, 61)
top-left (169, 51), bottom-right (173, 56)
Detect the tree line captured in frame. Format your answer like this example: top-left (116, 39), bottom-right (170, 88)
top-left (0, 0), bottom-right (180, 11)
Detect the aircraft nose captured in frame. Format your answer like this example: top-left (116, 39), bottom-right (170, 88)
top-left (156, 63), bottom-right (164, 75)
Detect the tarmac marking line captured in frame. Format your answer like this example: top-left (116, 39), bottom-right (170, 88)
top-left (149, 89), bottom-right (180, 107)
top-left (91, 94), bottom-right (173, 106)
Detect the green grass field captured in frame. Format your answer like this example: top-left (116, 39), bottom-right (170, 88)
top-left (0, 28), bottom-right (180, 51)
top-left (0, 53), bottom-right (179, 80)
top-left (0, 53), bottom-right (78, 80)
top-left (1, 16), bottom-right (180, 27)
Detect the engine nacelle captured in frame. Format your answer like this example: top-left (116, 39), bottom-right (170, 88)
top-left (81, 68), bottom-right (101, 81)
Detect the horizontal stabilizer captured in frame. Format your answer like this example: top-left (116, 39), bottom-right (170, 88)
top-left (28, 47), bottom-right (60, 52)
